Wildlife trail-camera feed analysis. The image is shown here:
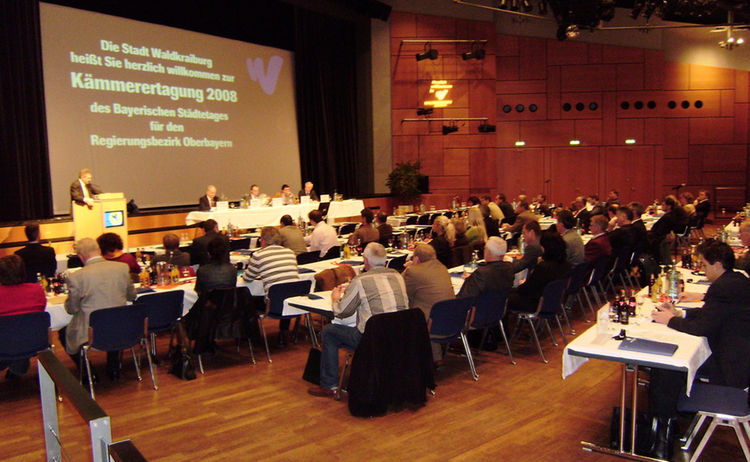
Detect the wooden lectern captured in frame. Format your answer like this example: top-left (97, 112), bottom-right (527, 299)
top-left (72, 193), bottom-right (128, 249)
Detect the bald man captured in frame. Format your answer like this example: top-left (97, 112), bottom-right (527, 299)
top-left (199, 185), bottom-right (217, 211)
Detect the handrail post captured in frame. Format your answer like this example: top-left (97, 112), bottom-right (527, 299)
top-left (90, 416), bottom-right (113, 462)
top-left (38, 361), bottom-right (61, 462)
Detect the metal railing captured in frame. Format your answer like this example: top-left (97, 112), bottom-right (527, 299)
top-left (37, 350), bottom-right (146, 462)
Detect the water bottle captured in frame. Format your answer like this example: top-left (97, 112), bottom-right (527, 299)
top-left (471, 250), bottom-right (479, 271)
top-left (519, 234), bottom-right (525, 255)
top-left (668, 264), bottom-right (680, 301)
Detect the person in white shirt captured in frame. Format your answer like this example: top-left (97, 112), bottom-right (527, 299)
top-left (305, 210), bottom-right (339, 258)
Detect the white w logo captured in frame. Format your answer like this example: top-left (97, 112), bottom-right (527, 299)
top-left (246, 56), bottom-right (283, 95)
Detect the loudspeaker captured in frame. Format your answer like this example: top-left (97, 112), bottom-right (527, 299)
top-left (418, 175), bottom-right (429, 194)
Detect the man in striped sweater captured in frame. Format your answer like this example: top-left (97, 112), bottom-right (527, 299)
top-left (308, 242), bottom-right (409, 398)
top-left (242, 226), bottom-right (299, 347)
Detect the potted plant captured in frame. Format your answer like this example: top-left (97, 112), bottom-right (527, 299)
top-left (386, 161), bottom-right (423, 210)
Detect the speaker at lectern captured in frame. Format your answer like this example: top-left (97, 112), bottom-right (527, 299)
top-left (72, 193), bottom-right (128, 249)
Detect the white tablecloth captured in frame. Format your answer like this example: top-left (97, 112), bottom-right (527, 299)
top-left (185, 199), bottom-right (365, 228)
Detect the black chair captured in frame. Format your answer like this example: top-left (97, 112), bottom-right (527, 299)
top-left (405, 215), bottom-right (418, 225)
top-left (229, 237), bottom-right (251, 251)
top-left (82, 305), bottom-right (156, 399)
top-left (321, 246), bottom-right (341, 261)
top-left (296, 250), bottom-right (320, 265)
top-left (510, 278), bottom-right (569, 364)
top-left (0, 311), bottom-right (51, 375)
top-left (338, 223), bottom-right (357, 236)
top-left (470, 290), bottom-right (515, 364)
top-left (565, 263), bottom-right (593, 323)
top-left (134, 290), bottom-right (184, 360)
top-left (429, 297), bottom-right (477, 380)
top-left (386, 254), bottom-right (407, 273)
top-left (260, 280), bottom-right (315, 363)
top-left (417, 214), bottom-right (430, 225)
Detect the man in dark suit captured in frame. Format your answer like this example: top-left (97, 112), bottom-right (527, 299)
top-left (495, 193), bottom-right (515, 225)
top-left (607, 206), bottom-right (635, 263)
top-left (572, 196), bottom-right (591, 231)
top-left (198, 185), bottom-right (217, 211)
top-left (375, 211), bottom-right (393, 245)
top-left (458, 236), bottom-right (514, 298)
top-left (649, 240), bottom-right (750, 459)
top-left (14, 223), bottom-right (56, 282)
top-left (628, 202), bottom-right (650, 256)
top-left (649, 195), bottom-right (688, 263)
top-left (584, 215), bottom-right (612, 263)
top-left (479, 204), bottom-right (500, 237)
top-left (297, 181), bottom-right (319, 202)
top-left (188, 219), bottom-right (227, 266)
top-left (694, 189), bottom-right (710, 226)
top-left (69, 168), bottom-right (102, 207)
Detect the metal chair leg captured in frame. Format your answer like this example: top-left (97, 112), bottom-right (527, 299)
top-left (197, 354), bottom-right (205, 375)
top-left (150, 332), bottom-right (157, 357)
top-left (543, 319), bottom-right (557, 347)
top-left (459, 332), bottom-right (478, 381)
top-left (498, 320), bottom-right (515, 365)
top-left (680, 413), bottom-right (705, 449)
top-left (305, 313), bottom-right (319, 349)
top-left (258, 316), bottom-right (272, 363)
top-left (558, 302), bottom-right (575, 335)
top-left (555, 315), bottom-right (568, 344)
top-left (335, 352), bottom-right (353, 401)
top-left (82, 347), bottom-right (95, 400)
top-left (526, 318), bottom-right (547, 364)
top-left (131, 347), bottom-right (142, 382)
top-left (690, 418), bottom-right (720, 462)
top-left (142, 338), bottom-right (158, 390)
top-left (247, 338), bottom-right (256, 365)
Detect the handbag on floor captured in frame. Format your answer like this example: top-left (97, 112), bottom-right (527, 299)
top-left (302, 347), bottom-right (321, 384)
top-left (169, 322), bottom-right (196, 380)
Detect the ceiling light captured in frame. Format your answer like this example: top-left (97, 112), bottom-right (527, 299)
top-left (416, 108), bottom-right (433, 116)
top-left (478, 123), bottom-right (496, 133)
top-left (416, 44), bottom-right (438, 61)
top-left (569, 139), bottom-right (581, 145)
top-left (515, 140), bottom-right (526, 146)
top-left (442, 124), bottom-right (459, 135)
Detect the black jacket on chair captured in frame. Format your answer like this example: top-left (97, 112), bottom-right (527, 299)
top-left (347, 309), bottom-right (435, 417)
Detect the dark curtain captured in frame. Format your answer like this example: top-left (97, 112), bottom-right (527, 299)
top-left (294, 8), bottom-right (361, 198)
top-left (0, 0), bottom-right (52, 221)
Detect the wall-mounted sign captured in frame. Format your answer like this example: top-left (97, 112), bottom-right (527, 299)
top-left (424, 80), bottom-right (453, 108)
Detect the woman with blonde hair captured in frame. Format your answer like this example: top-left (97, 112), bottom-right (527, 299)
top-left (465, 206), bottom-right (488, 244)
top-left (430, 216), bottom-right (455, 267)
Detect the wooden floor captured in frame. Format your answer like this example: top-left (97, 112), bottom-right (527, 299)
top-left (1, 310), bottom-right (744, 462)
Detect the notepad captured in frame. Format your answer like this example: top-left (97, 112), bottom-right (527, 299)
top-left (337, 260), bottom-right (362, 266)
top-left (618, 338), bottom-right (678, 356)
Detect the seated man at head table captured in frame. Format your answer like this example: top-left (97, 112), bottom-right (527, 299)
top-left (274, 184), bottom-right (296, 205)
top-left (305, 210), bottom-right (339, 258)
top-left (198, 185), bottom-right (217, 211)
top-left (0, 255), bottom-right (46, 380)
top-left (151, 233), bottom-right (190, 267)
top-left (297, 181), bottom-right (319, 202)
top-left (14, 222), bottom-right (56, 282)
top-left (278, 214), bottom-right (307, 256)
top-left (308, 242), bottom-right (408, 398)
top-left (59, 238), bottom-right (136, 383)
top-left (242, 226), bottom-right (300, 347)
top-left (96, 232), bottom-right (140, 282)
top-left (647, 240), bottom-right (750, 460)
top-left (70, 168), bottom-right (102, 208)
top-left (348, 208), bottom-right (379, 247)
top-left (189, 219), bottom-right (229, 266)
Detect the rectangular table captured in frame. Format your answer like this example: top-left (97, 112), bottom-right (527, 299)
top-left (563, 282), bottom-right (712, 460)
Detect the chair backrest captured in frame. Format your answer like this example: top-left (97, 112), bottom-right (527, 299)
top-left (206, 287), bottom-right (254, 340)
top-left (267, 280), bottom-right (314, 316)
top-left (405, 215), bottom-right (418, 225)
top-left (429, 213), bottom-right (441, 224)
top-left (338, 223), bottom-right (357, 235)
top-left (536, 278), bottom-right (569, 316)
top-left (443, 211), bottom-right (453, 219)
top-left (135, 290), bottom-right (184, 333)
top-left (297, 250), bottom-right (320, 265)
top-left (471, 289), bottom-right (511, 329)
top-left (89, 305), bottom-right (148, 352)
top-left (428, 297), bottom-right (474, 341)
top-left (588, 256), bottom-right (610, 285)
top-left (321, 245), bottom-right (341, 260)
top-left (450, 245), bottom-right (468, 268)
top-left (0, 311), bottom-right (50, 359)
top-left (230, 237), bottom-right (251, 251)
top-left (565, 263), bottom-right (591, 296)
top-left (386, 254), bottom-right (407, 272)
top-left (417, 214), bottom-right (430, 225)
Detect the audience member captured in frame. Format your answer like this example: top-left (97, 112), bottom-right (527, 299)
top-left (695, 190), bottom-right (710, 225)
top-left (199, 185), bottom-right (217, 211)
top-left (375, 211), bottom-right (393, 245)
top-left (348, 208), bottom-right (379, 246)
top-left (308, 243), bottom-right (408, 397)
top-left (194, 237), bottom-right (235, 297)
top-left (605, 189), bottom-right (619, 206)
top-left (501, 202), bottom-right (536, 235)
top-left (242, 227), bottom-right (300, 346)
top-left (628, 202), bottom-right (650, 256)
top-left (14, 222), bottom-right (56, 282)
top-left (465, 207), bottom-right (488, 244)
top-left (532, 194), bottom-right (551, 217)
top-left (513, 220), bottom-right (543, 274)
top-left (189, 219), bottom-right (227, 266)
top-left (649, 195), bottom-right (688, 263)
top-left (151, 233), bottom-right (190, 267)
top-left (649, 241), bottom-right (750, 459)
top-left (507, 230), bottom-right (571, 313)
top-left (584, 215), bottom-right (612, 263)
top-left (59, 238), bottom-right (136, 382)
top-left (429, 216), bottom-right (455, 268)
top-left (480, 195), bottom-right (504, 223)
top-left (735, 220), bottom-right (750, 272)
top-left (572, 196), bottom-right (591, 231)
top-left (467, 196), bottom-right (481, 207)
top-left (298, 181), bottom-right (319, 202)
top-left (555, 210), bottom-right (584, 266)
top-left (278, 215), bottom-right (307, 255)
top-left (495, 193), bottom-right (515, 225)
top-left (607, 206), bottom-right (636, 262)
top-left (678, 191), bottom-right (694, 207)
top-left (97, 232), bottom-right (140, 281)
top-left (458, 237), bottom-right (514, 298)
top-left (306, 210), bottom-right (339, 258)
top-left (452, 219), bottom-right (469, 247)
top-left (0, 255), bottom-right (46, 380)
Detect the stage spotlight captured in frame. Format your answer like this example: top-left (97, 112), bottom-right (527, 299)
top-left (461, 47), bottom-right (486, 61)
top-left (416, 108), bottom-right (433, 116)
top-left (521, 0), bottom-right (533, 12)
top-left (478, 123), bottom-right (496, 133)
top-left (498, 0), bottom-right (509, 9)
top-left (416, 44), bottom-right (438, 61)
top-left (442, 124), bottom-right (459, 135)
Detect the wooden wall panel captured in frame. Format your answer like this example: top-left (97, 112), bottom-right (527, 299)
top-left (690, 64), bottom-right (735, 90)
top-left (689, 118), bottom-right (735, 145)
top-left (549, 147), bottom-right (600, 200)
top-left (497, 148), bottom-right (544, 196)
top-left (616, 64), bottom-right (645, 91)
top-left (418, 136), bottom-right (444, 175)
top-left (547, 41), bottom-right (588, 66)
top-left (519, 37), bottom-right (546, 80)
top-left (560, 65), bottom-right (617, 92)
top-left (603, 147), bottom-right (655, 204)
top-left (444, 149), bottom-right (470, 176)
top-left (470, 148), bottom-right (498, 189)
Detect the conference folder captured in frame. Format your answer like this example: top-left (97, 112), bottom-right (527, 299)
top-left (618, 338), bottom-right (678, 356)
